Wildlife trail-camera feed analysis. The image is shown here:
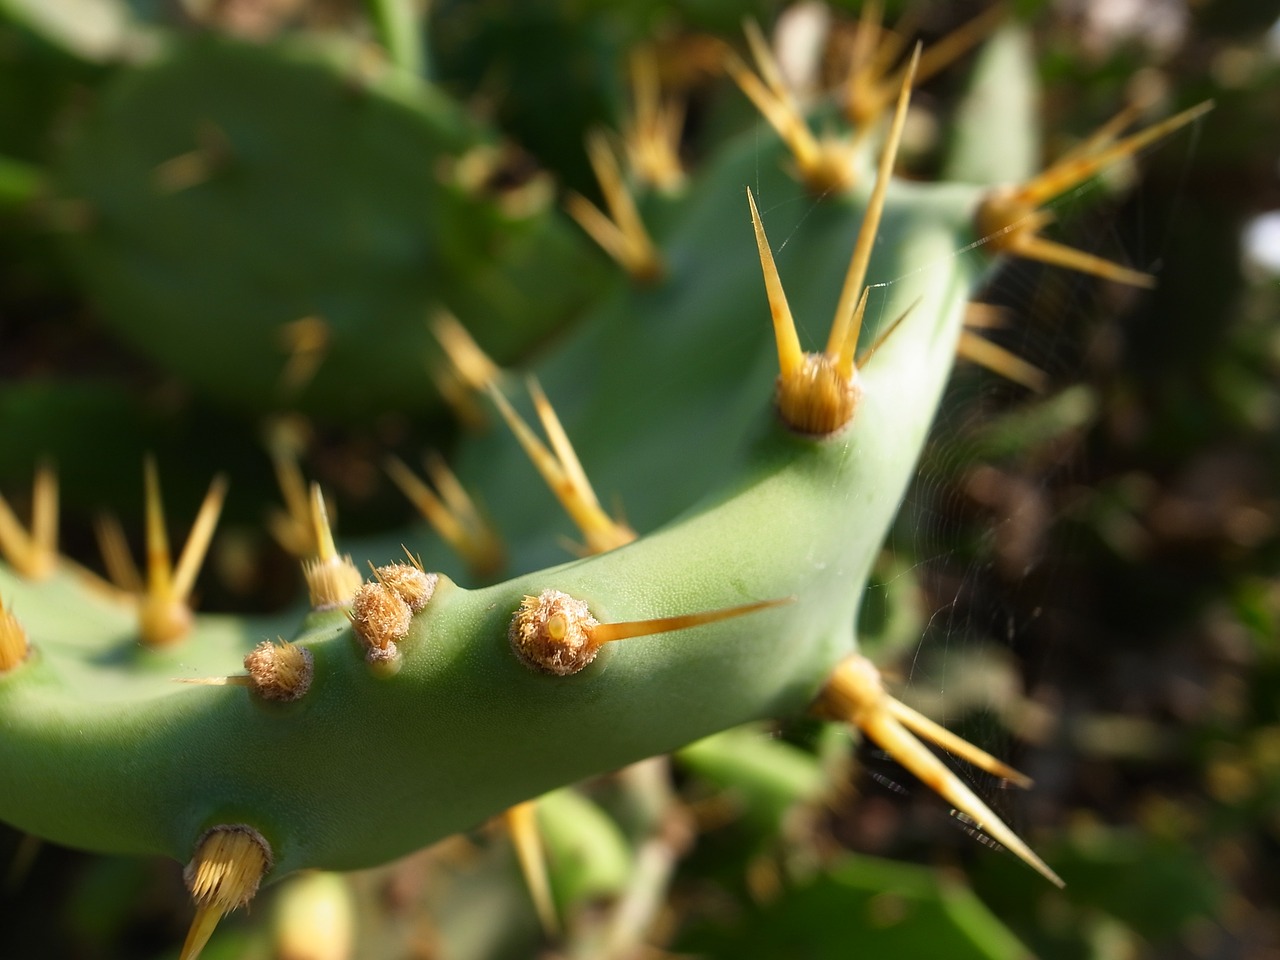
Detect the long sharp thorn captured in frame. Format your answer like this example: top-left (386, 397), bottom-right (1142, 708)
top-left (836, 287), bottom-right (870, 379)
top-left (956, 330), bottom-right (1049, 392)
top-left (527, 377), bottom-right (598, 514)
top-left (883, 697), bottom-right (1034, 788)
top-left (742, 19), bottom-right (789, 102)
top-left (827, 43), bottom-right (919, 359)
top-left (31, 462), bottom-right (57, 562)
top-left (432, 312), bottom-right (501, 392)
top-left (1015, 100), bottom-right (1213, 209)
top-left (1011, 234), bottom-right (1155, 288)
top-left (505, 801), bottom-right (561, 938)
top-left (746, 188), bottom-right (803, 379)
top-left (723, 49), bottom-right (820, 173)
top-left (859, 706), bottom-right (1063, 887)
top-left (94, 514), bottom-right (143, 592)
top-left (856, 296), bottom-right (920, 369)
top-left (908, 3), bottom-right (1006, 90)
top-left (144, 457), bottom-right (173, 595)
top-left (308, 484), bottom-right (339, 563)
top-left (179, 905), bottom-right (224, 960)
top-left (1054, 96), bottom-right (1155, 167)
top-left (171, 476), bottom-right (229, 602)
top-left (565, 192), bottom-right (632, 268)
top-left (590, 597), bottom-right (791, 645)
top-left (385, 455), bottom-right (466, 548)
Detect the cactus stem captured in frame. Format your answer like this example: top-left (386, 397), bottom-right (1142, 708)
top-left (0, 595), bottom-right (30, 672)
top-left (956, 329), bottom-right (1048, 393)
top-left (565, 130), bottom-right (664, 283)
top-left (385, 453), bottom-right (505, 577)
top-left (0, 462), bottom-right (59, 580)
top-left (487, 380), bottom-right (636, 556)
top-left (181, 826), bottom-right (272, 960)
top-left (623, 46), bottom-right (686, 193)
top-left (725, 22), bottom-right (857, 195)
top-left (505, 800), bottom-right (561, 937)
top-left (277, 315), bottom-right (331, 396)
top-left (975, 100), bottom-right (1213, 286)
top-left (817, 655), bottom-right (1062, 888)
top-left (136, 460), bottom-right (228, 647)
top-left (510, 591), bottom-right (790, 677)
top-left (432, 311), bottom-right (502, 393)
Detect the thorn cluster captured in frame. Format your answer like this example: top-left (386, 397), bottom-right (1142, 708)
top-left (565, 130), bottom-right (664, 282)
top-left (0, 463), bottom-right (59, 581)
top-left (816, 654), bottom-right (1062, 888)
top-left (748, 47), bottom-right (918, 435)
top-left (975, 100), bottom-right (1213, 287)
top-left (386, 453), bottom-right (505, 578)
top-left (181, 825), bottom-right (271, 960)
top-left (488, 379), bottom-right (636, 556)
top-left (509, 588), bottom-right (789, 677)
top-left (349, 562), bottom-right (438, 669)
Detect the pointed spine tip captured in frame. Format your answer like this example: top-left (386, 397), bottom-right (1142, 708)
top-left (818, 655), bottom-right (1062, 888)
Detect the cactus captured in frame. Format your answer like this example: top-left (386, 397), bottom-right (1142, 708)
top-left (0, 3), bottom-right (1216, 957)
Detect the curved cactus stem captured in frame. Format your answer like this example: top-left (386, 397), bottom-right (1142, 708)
top-left (817, 655), bottom-right (1062, 888)
top-left (0, 462), bottom-right (59, 581)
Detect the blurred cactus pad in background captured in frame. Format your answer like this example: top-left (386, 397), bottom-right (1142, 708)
top-left (1, 0), bottom-right (1279, 958)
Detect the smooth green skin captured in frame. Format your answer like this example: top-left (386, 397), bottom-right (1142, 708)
top-left (1, 76), bottom-right (992, 885)
top-left (53, 36), bottom-right (605, 420)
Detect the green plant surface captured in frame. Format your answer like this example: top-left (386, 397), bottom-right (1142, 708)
top-left (2, 1), bottom-right (1276, 958)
